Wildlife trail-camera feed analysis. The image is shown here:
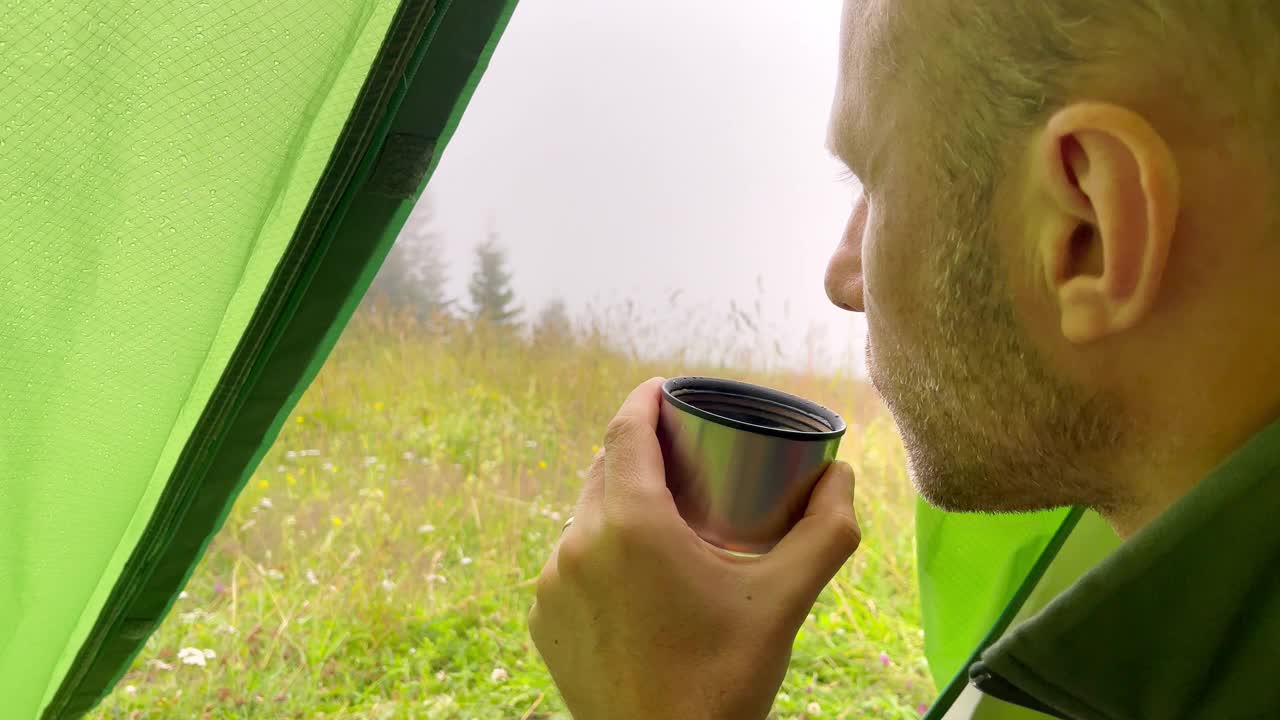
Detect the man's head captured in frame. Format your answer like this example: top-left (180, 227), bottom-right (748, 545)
top-left (824, 0), bottom-right (1280, 533)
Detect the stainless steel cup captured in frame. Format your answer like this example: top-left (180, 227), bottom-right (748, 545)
top-left (656, 376), bottom-right (846, 554)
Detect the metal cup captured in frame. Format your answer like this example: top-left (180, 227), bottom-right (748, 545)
top-left (656, 376), bottom-right (846, 554)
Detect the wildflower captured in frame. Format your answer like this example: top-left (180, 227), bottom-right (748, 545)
top-left (213, 582), bottom-right (225, 594)
top-left (322, 462), bottom-right (334, 471)
top-left (306, 569), bottom-right (319, 586)
top-left (178, 609), bottom-right (208, 624)
top-left (435, 670), bottom-right (446, 682)
top-left (258, 497), bottom-right (273, 510)
top-left (381, 578), bottom-right (395, 592)
top-left (257, 479), bottom-right (269, 490)
top-left (363, 456), bottom-right (377, 466)
top-left (285, 450), bottom-right (298, 459)
top-left (374, 401), bottom-right (384, 411)
top-left (216, 624), bottom-right (237, 635)
top-left (124, 685), bottom-right (137, 695)
top-left (147, 659), bottom-right (173, 671)
top-left (331, 516), bottom-right (342, 527)
top-left (303, 449), bottom-right (321, 456)
top-left (525, 440), bottom-right (538, 449)
top-left (592, 445), bottom-right (601, 454)
top-left (549, 511), bottom-right (562, 522)
top-left (286, 473), bottom-right (297, 486)
top-left (460, 557), bottom-right (473, 566)
top-left (178, 591), bottom-right (189, 600)
top-left (917, 703), bottom-right (929, 715)
top-left (267, 569), bottom-right (284, 581)
top-left (807, 702), bottom-right (821, 716)
top-left (490, 667), bottom-right (509, 683)
top-left (879, 651), bottom-right (890, 667)
top-left (537, 460), bottom-right (548, 470)
top-left (296, 415), bottom-right (304, 424)
top-left (402, 451), bottom-right (415, 460)
top-left (177, 647), bottom-right (215, 667)
top-left (418, 523), bottom-right (435, 534)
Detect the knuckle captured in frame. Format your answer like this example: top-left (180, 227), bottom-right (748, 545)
top-left (555, 534), bottom-right (591, 579)
top-left (827, 512), bottom-right (862, 555)
top-left (534, 564), bottom-right (560, 603)
top-left (603, 414), bottom-right (638, 449)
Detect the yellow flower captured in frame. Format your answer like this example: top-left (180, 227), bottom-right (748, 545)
top-left (374, 401), bottom-right (384, 411)
top-left (591, 445), bottom-right (601, 454)
top-left (286, 473), bottom-right (297, 486)
top-left (538, 460), bottom-right (548, 470)
top-left (296, 415), bottom-right (305, 424)
top-left (331, 516), bottom-right (343, 527)
top-left (257, 479), bottom-right (269, 490)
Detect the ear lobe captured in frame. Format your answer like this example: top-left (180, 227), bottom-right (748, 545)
top-left (1035, 103), bottom-right (1180, 344)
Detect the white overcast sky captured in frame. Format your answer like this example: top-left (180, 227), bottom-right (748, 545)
top-left (423, 0), bottom-right (866, 372)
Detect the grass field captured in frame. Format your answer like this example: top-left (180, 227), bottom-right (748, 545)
top-left (89, 308), bottom-right (934, 719)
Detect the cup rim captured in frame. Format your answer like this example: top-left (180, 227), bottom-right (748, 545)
top-left (660, 376), bottom-right (847, 442)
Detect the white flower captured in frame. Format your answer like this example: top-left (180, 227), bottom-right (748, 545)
top-left (402, 451), bottom-right (415, 460)
top-left (178, 609), bottom-right (208, 624)
top-left (549, 511), bottom-right (562, 522)
top-left (435, 670), bottom-right (446, 682)
top-left (322, 462), bottom-right (334, 471)
top-left (285, 450), bottom-right (298, 459)
top-left (303, 449), bottom-right (321, 456)
top-left (275, 465), bottom-right (285, 472)
top-left (124, 685), bottom-right (138, 695)
top-left (147, 659), bottom-right (173, 671)
top-left (267, 569), bottom-right (284, 581)
top-left (778, 692), bottom-right (791, 702)
top-left (363, 456), bottom-right (378, 466)
top-left (178, 591), bottom-right (189, 600)
top-left (418, 523), bottom-right (435, 534)
top-left (306, 569), bottom-right (319, 586)
top-left (460, 557), bottom-right (473, 566)
top-left (490, 667), bottom-right (509, 683)
top-left (216, 624), bottom-right (238, 635)
top-left (524, 440), bottom-right (538, 449)
top-left (426, 573), bottom-right (446, 584)
top-left (381, 578), bottom-right (396, 592)
top-left (807, 701), bottom-right (821, 715)
top-left (177, 647), bottom-right (212, 667)
top-left (258, 498), bottom-right (273, 510)
top-left (409, 648), bottom-right (417, 655)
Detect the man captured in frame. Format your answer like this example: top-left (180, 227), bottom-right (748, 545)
top-left (528, 1), bottom-right (1280, 717)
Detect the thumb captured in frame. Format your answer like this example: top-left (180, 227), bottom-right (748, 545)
top-left (764, 460), bottom-right (860, 609)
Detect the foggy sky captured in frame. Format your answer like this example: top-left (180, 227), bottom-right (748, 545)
top-left (423, 0), bottom-right (866, 372)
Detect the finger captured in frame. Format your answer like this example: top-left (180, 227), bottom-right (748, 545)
top-left (573, 446), bottom-right (607, 518)
top-left (764, 460), bottom-right (860, 607)
top-left (602, 377), bottom-right (669, 502)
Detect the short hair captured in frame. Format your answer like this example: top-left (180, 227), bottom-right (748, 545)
top-left (900, 1), bottom-right (1280, 196)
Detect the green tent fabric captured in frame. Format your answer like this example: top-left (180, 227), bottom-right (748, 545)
top-left (0, 1), bottom-right (517, 717)
top-left (916, 502), bottom-right (1076, 690)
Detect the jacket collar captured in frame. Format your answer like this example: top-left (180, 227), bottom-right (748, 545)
top-left (976, 418), bottom-right (1280, 719)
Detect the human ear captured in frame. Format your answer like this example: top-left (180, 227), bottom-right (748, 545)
top-left (1032, 102), bottom-right (1180, 343)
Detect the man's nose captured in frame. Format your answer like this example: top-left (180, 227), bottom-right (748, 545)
top-left (825, 193), bottom-right (867, 313)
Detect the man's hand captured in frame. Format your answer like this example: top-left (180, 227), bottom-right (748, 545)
top-left (527, 377), bottom-right (860, 720)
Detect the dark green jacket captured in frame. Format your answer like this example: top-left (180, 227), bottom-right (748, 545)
top-left (952, 419), bottom-right (1280, 718)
